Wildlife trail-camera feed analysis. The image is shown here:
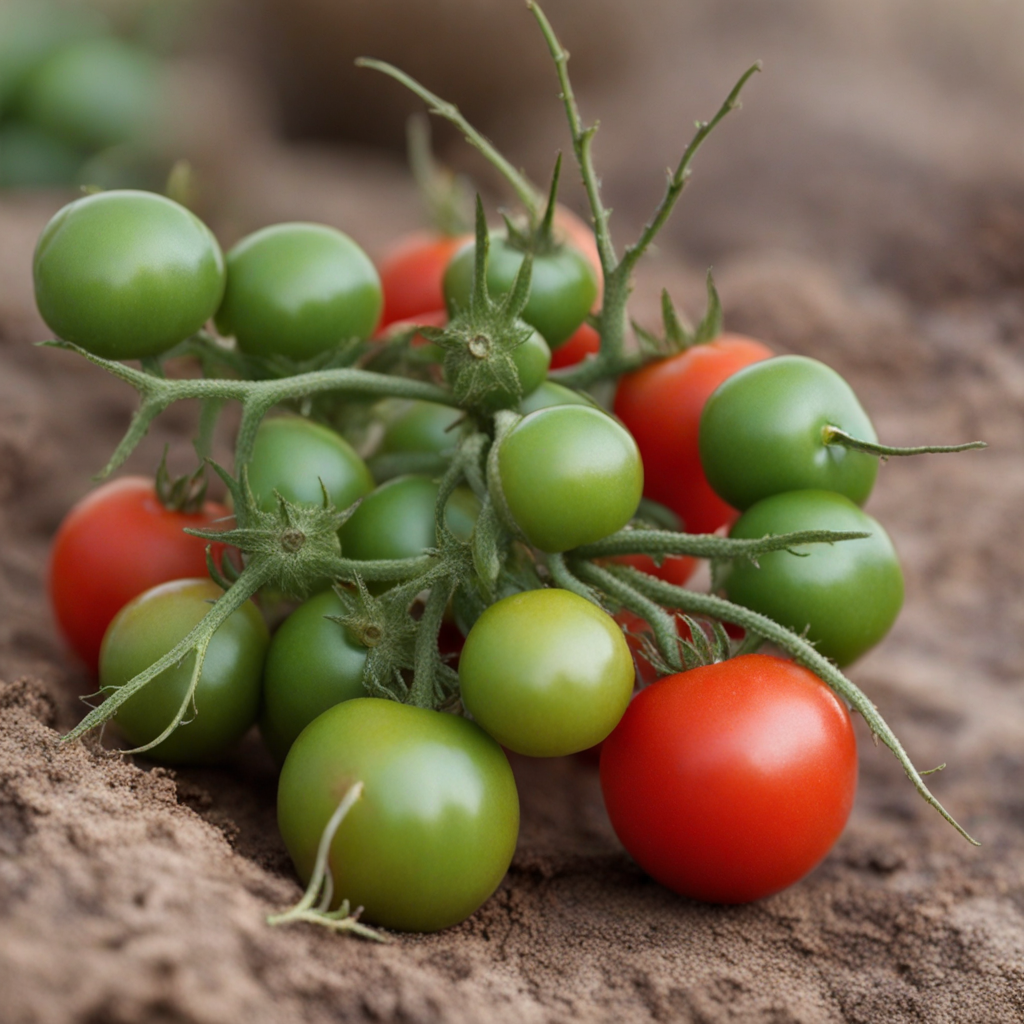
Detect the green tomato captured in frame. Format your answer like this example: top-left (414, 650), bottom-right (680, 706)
top-left (260, 589), bottom-right (368, 763)
top-left (18, 37), bottom-right (162, 151)
top-left (444, 234), bottom-right (597, 348)
top-left (277, 698), bottom-right (519, 932)
top-left (33, 190), bottom-right (226, 359)
top-left (0, 121), bottom-right (82, 188)
top-left (377, 400), bottom-right (464, 457)
top-left (215, 223), bottom-right (382, 360)
top-left (247, 416), bottom-right (374, 515)
top-left (498, 405), bottom-right (643, 553)
top-left (699, 355), bottom-right (879, 510)
top-left (99, 578), bottom-right (268, 764)
top-left (518, 379), bottom-right (597, 415)
top-left (509, 327), bottom-right (550, 401)
top-left (339, 475), bottom-right (480, 562)
top-left (459, 588), bottom-right (634, 757)
top-left (719, 489), bottom-right (904, 667)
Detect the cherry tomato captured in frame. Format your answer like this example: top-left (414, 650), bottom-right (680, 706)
top-left (552, 205), bottom-right (602, 296)
top-left (339, 475), bottom-right (480, 563)
top-left (518, 380), bottom-right (597, 415)
top-left (699, 355), bottom-right (879, 511)
top-left (377, 231), bottom-right (468, 328)
top-left (246, 416), bottom-right (374, 515)
top-left (614, 335), bottom-right (773, 534)
top-left (100, 579), bottom-right (268, 765)
top-left (601, 654), bottom-right (858, 903)
top-left (277, 698), bottom-right (519, 931)
top-left (497, 406), bottom-right (643, 553)
top-left (34, 190), bottom-right (226, 359)
top-left (444, 234), bottom-right (597, 348)
top-left (215, 223), bottom-right (382, 360)
top-left (48, 476), bottom-right (230, 674)
top-left (376, 399), bottom-right (464, 458)
top-left (720, 489), bottom-right (903, 667)
top-left (549, 321), bottom-right (600, 370)
top-left (260, 589), bottom-right (368, 763)
top-left (459, 588), bottom-right (634, 757)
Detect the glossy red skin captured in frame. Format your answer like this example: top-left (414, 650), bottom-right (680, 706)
top-left (550, 321), bottom-right (600, 369)
top-left (48, 477), bottom-right (228, 673)
top-left (377, 233), bottom-right (468, 328)
top-left (600, 655), bottom-right (857, 904)
top-left (613, 335), bottom-right (773, 535)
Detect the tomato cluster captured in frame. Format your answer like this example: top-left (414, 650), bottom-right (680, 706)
top-left (39, 11), bottom-right (977, 939)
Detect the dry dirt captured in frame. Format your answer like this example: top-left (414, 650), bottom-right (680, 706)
top-left (2, 3), bottom-right (1024, 1021)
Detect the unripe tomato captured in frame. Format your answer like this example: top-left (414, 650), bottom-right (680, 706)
top-left (216, 223), bottom-right (382, 360)
top-left (100, 579), bottom-right (268, 765)
top-left (497, 406), bottom-right (643, 553)
top-left (277, 698), bottom-right (519, 932)
top-left (34, 190), bottom-right (226, 359)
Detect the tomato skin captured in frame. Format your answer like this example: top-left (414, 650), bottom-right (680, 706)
top-left (444, 234), bottom-right (598, 348)
top-left (601, 655), bottom-right (857, 903)
top-left (247, 416), bottom-right (374, 515)
top-left (459, 589), bottom-right (635, 757)
top-left (721, 490), bottom-right (903, 667)
top-left (260, 589), bottom-right (367, 763)
top-left (99, 579), bottom-right (268, 764)
top-left (549, 321), bottom-right (600, 370)
top-left (377, 399), bottom-right (464, 458)
top-left (613, 335), bottom-right (772, 535)
top-left (377, 232), bottom-right (468, 328)
top-left (498, 406), bottom-right (643, 553)
top-left (215, 223), bottom-right (382, 360)
top-left (34, 190), bottom-right (226, 360)
top-left (699, 355), bottom-right (879, 512)
top-left (48, 477), bottom-right (230, 674)
top-left (277, 698), bottom-right (519, 932)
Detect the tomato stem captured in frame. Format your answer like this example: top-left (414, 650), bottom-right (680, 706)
top-left (823, 426), bottom-right (988, 459)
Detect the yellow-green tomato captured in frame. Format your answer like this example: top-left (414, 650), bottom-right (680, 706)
top-left (497, 406), bottom-right (643, 553)
top-left (246, 416), bottom-right (374, 514)
top-left (99, 579), bottom-right (268, 764)
top-left (215, 223), bottom-right (382, 360)
top-left (277, 698), bottom-right (519, 932)
top-left (459, 588), bottom-right (635, 757)
top-left (259, 589), bottom-right (368, 763)
top-left (33, 190), bottom-right (226, 359)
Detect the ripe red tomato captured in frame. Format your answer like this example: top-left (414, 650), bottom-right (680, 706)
top-left (377, 232), bottom-right (469, 329)
top-left (613, 335), bottom-right (773, 535)
top-left (600, 655), bottom-right (857, 903)
top-left (549, 321), bottom-right (600, 369)
top-left (49, 477), bottom-right (229, 673)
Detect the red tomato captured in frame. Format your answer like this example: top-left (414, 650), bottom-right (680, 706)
top-left (377, 232), bottom-right (468, 328)
top-left (613, 335), bottom-right (773, 535)
top-left (550, 321), bottom-right (600, 369)
top-left (600, 655), bottom-right (857, 903)
top-left (49, 477), bottom-right (229, 673)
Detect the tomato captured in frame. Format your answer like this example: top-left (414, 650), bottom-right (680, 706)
top-left (699, 355), bottom-right (879, 512)
top-left (549, 321), bottom-right (600, 370)
top-left (34, 190), bottom-right (226, 360)
top-left (277, 698), bottom-right (519, 931)
top-left (260, 589), bottom-right (368, 763)
top-left (613, 607), bottom-right (690, 685)
top-left (518, 380), bottom-right (597, 415)
top-left (376, 399), bottom-right (464, 458)
top-left (17, 37), bottom-right (161, 151)
top-left (377, 231), bottom-right (468, 328)
top-left (339, 474), bottom-right (480, 563)
top-left (720, 489), bottom-right (903, 667)
top-left (0, 122), bottom-right (82, 188)
top-left (99, 579), bottom-right (268, 764)
top-left (459, 588), bottom-right (634, 756)
top-left (443, 233), bottom-right (598, 349)
top-left (246, 416), bottom-right (374, 515)
top-left (48, 476), bottom-right (230, 674)
top-left (601, 654), bottom-right (858, 903)
top-left (497, 406), bottom-right (643, 553)
top-left (372, 308), bottom-right (447, 344)
top-left (613, 334), bottom-right (773, 534)
top-left (552, 205), bottom-right (602, 295)
top-left (215, 223), bottom-right (382, 360)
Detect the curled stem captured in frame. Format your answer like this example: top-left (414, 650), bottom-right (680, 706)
top-left (823, 426), bottom-right (988, 459)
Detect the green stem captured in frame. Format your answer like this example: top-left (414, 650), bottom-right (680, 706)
top-left (823, 426), bottom-right (987, 459)
top-left (547, 552), bottom-right (602, 605)
top-left (575, 560), bottom-right (978, 846)
top-left (329, 555), bottom-right (438, 584)
top-left (407, 579), bottom-right (457, 708)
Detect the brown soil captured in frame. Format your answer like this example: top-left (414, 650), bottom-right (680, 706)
top-left (3, 3), bottom-right (1024, 1021)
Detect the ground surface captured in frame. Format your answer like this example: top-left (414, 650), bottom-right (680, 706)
top-left (2, 2), bottom-right (1024, 1021)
